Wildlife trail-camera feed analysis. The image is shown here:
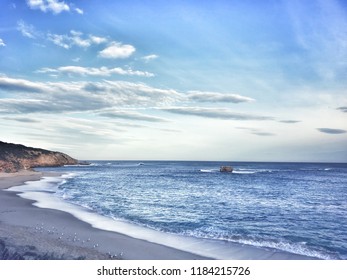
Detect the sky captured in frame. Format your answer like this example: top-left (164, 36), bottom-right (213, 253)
top-left (0, 0), bottom-right (346, 162)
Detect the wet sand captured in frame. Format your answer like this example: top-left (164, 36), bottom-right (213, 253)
top-left (0, 171), bottom-right (316, 260)
top-left (0, 171), bottom-right (208, 260)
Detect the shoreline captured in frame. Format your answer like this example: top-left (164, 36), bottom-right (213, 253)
top-left (0, 171), bottom-right (209, 260)
top-left (0, 171), bottom-right (317, 260)
top-left (0, 170), bottom-right (48, 189)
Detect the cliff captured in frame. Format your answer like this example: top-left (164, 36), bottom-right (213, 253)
top-left (0, 141), bottom-right (78, 173)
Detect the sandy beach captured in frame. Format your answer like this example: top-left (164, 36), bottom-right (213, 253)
top-left (0, 171), bottom-right (208, 260)
top-left (0, 171), bottom-right (319, 260)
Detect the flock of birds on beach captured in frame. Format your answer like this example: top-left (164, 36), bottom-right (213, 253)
top-left (34, 222), bottom-right (124, 259)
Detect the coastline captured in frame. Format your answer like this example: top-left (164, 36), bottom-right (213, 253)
top-left (0, 170), bottom-right (318, 260)
top-left (0, 170), bottom-right (47, 189)
top-left (0, 171), bottom-right (208, 260)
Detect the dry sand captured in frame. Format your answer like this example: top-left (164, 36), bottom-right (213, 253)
top-left (0, 171), bottom-right (208, 260)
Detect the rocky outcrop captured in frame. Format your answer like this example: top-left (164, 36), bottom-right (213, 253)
top-left (220, 166), bottom-right (233, 172)
top-left (0, 141), bottom-right (78, 173)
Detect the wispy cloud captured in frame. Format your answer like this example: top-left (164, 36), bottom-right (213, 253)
top-left (161, 107), bottom-right (273, 121)
top-left (0, 75), bottom-right (273, 126)
top-left (187, 91), bottom-right (255, 103)
top-left (317, 128), bottom-right (347, 134)
top-left (236, 127), bottom-right (275, 136)
top-left (47, 33), bottom-right (70, 49)
top-left (99, 42), bottom-right (136, 59)
top-left (2, 117), bottom-right (40, 123)
top-left (37, 66), bottom-right (154, 77)
top-left (98, 110), bottom-right (169, 123)
top-left (0, 75), bottom-right (181, 114)
top-left (15, 117), bottom-right (129, 149)
top-left (69, 30), bottom-right (91, 47)
top-left (17, 20), bottom-right (38, 39)
top-left (75, 8), bottom-right (84, 15)
top-left (48, 30), bottom-right (108, 49)
top-left (251, 131), bottom-right (276, 136)
top-left (286, 0), bottom-right (347, 80)
top-left (141, 54), bottom-right (159, 62)
top-left (0, 75), bottom-right (47, 93)
top-left (26, 0), bottom-right (81, 15)
top-left (89, 35), bottom-right (108, 44)
top-left (279, 120), bottom-right (301, 124)
top-left (0, 38), bottom-right (5, 47)
top-left (337, 106), bottom-right (347, 113)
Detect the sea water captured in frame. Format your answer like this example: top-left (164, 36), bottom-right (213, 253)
top-left (26, 161), bottom-right (347, 259)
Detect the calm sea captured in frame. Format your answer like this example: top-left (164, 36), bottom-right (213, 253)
top-left (31, 161), bottom-right (347, 259)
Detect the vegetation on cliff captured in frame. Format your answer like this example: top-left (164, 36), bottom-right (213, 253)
top-left (0, 141), bottom-right (78, 173)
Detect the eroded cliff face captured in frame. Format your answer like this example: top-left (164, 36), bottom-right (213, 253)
top-left (0, 141), bottom-right (78, 173)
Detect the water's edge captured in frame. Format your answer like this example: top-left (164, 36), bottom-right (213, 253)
top-left (6, 174), bottom-right (318, 260)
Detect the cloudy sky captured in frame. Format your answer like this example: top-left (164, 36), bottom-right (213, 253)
top-left (0, 0), bottom-right (346, 162)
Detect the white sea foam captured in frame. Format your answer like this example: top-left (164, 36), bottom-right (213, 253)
top-left (233, 170), bottom-right (257, 174)
top-left (233, 168), bottom-right (275, 174)
top-left (182, 228), bottom-right (334, 260)
top-left (233, 238), bottom-right (333, 260)
top-left (200, 169), bottom-right (219, 173)
top-left (5, 175), bottom-right (318, 260)
top-left (61, 172), bottom-right (78, 179)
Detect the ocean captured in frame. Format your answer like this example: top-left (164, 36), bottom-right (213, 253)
top-left (13, 161), bottom-right (347, 259)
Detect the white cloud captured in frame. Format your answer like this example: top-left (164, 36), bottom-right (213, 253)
top-left (71, 36), bottom-right (91, 48)
top-left (0, 39), bottom-right (5, 47)
top-left (37, 66), bottom-right (154, 77)
top-left (141, 54), bottom-right (159, 62)
top-left (187, 91), bottom-right (255, 103)
top-left (48, 30), bottom-right (108, 49)
top-left (236, 127), bottom-right (275, 136)
top-left (17, 20), bottom-right (38, 39)
top-left (47, 33), bottom-right (70, 49)
top-left (99, 42), bottom-right (136, 59)
top-left (0, 75), bottom-right (181, 114)
top-left (75, 8), bottom-right (84, 15)
top-left (26, 0), bottom-right (70, 14)
top-left (2, 117), bottom-right (40, 123)
top-left (161, 107), bottom-right (273, 121)
top-left (98, 110), bottom-right (168, 123)
top-left (279, 120), bottom-right (301, 123)
top-left (89, 35), bottom-right (108, 44)
top-left (0, 75), bottom-right (48, 93)
top-left (0, 75), bottom-right (270, 132)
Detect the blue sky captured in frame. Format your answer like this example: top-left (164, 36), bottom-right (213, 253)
top-left (0, 0), bottom-right (346, 162)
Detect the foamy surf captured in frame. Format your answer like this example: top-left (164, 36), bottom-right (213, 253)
top-left (5, 174), bottom-right (317, 260)
top-left (9, 161), bottom-right (347, 260)
top-left (199, 169), bottom-right (219, 173)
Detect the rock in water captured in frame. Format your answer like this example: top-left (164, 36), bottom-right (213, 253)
top-left (220, 166), bottom-right (233, 172)
top-left (0, 140), bottom-right (78, 173)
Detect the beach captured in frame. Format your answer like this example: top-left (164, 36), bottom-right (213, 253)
top-left (1, 166), bottom-right (334, 260)
top-left (0, 171), bottom-right (208, 260)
